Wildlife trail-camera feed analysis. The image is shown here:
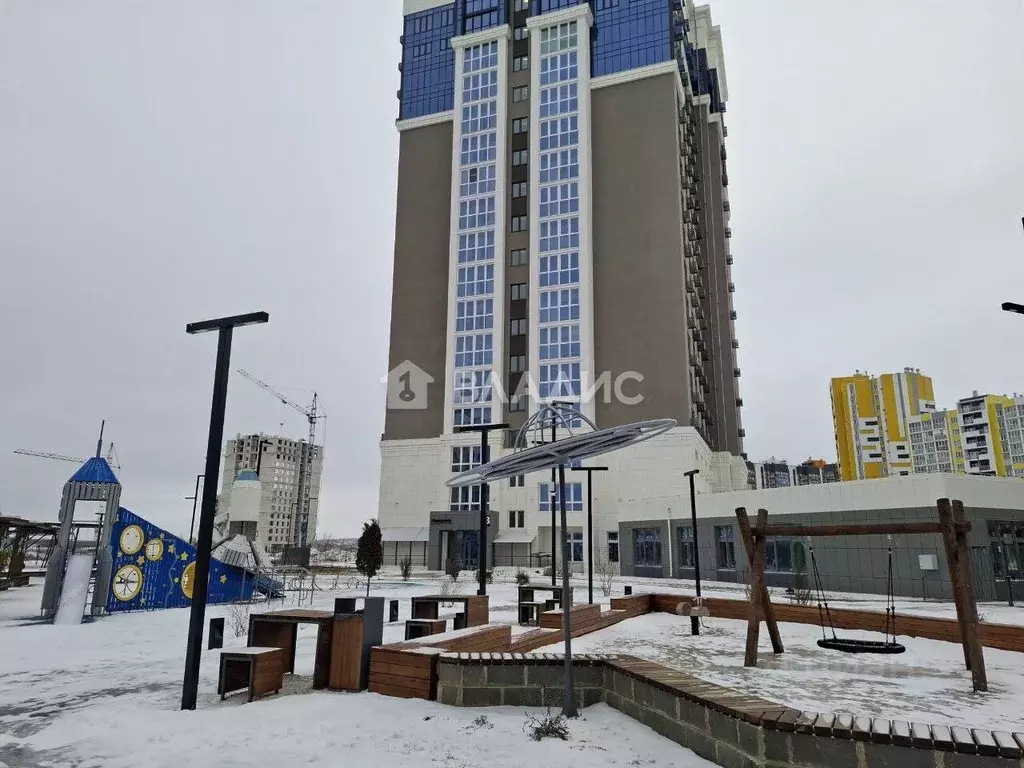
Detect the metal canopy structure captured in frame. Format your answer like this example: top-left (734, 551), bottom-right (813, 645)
top-left (446, 404), bottom-right (677, 717)
top-left (446, 417), bottom-right (676, 489)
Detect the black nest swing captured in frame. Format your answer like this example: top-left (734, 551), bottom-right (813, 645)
top-left (809, 546), bottom-right (906, 655)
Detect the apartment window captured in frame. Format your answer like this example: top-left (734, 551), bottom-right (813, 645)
top-left (715, 526), bottom-right (736, 569)
top-left (512, 182), bottom-right (528, 199)
top-left (634, 528), bottom-right (662, 568)
top-left (509, 474), bottom-right (525, 487)
top-left (451, 446), bottom-right (482, 472)
top-left (511, 215), bottom-right (528, 233)
top-left (508, 509), bottom-right (525, 528)
top-left (538, 482), bottom-right (583, 512)
top-left (513, 0), bottom-right (529, 11)
top-left (509, 354), bottom-right (527, 373)
top-left (765, 538), bottom-right (794, 572)
top-left (510, 318), bottom-right (527, 336)
top-left (509, 394), bottom-right (527, 412)
top-left (678, 525), bottom-right (695, 568)
top-left (512, 117), bottom-right (529, 134)
top-left (509, 248), bottom-right (528, 267)
top-left (570, 531), bottom-right (584, 562)
top-left (513, 55), bottom-right (529, 72)
top-left (512, 86), bottom-right (529, 102)
top-left (607, 532), bottom-right (619, 563)
top-left (510, 282), bottom-right (529, 301)
top-left (514, 25), bottom-right (528, 41)
top-left (512, 149), bottom-right (529, 166)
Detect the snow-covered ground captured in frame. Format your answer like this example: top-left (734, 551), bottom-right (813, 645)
top-left (0, 577), bottom-right (713, 768)
top-left (2, 570), bottom-right (1022, 767)
top-left (544, 612), bottom-right (1024, 731)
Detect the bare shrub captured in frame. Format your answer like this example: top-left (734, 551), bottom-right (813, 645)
top-left (440, 575), bottom-right (464, 606)
top-left (595, 550), bottom-right (616, 597)
top-left (515, 568), bottom-right (530, 586)
top-left (524, 709), bottom-right (570, 742)
top-left (399, 555), bottom-right (413, 581)
top-left (227, 601), bottom-right (250, 637)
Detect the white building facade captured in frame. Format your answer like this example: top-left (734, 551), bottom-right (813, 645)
top-left (219, 433), bottom-right (324, 551)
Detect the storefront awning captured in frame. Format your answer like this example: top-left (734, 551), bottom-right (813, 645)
top-left (381, 527), bottom-right (429, 543)
top-left (494, 531), bottom-right (536, 544)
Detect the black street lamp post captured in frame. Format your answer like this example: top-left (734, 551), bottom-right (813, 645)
top-left (684, 468), bottom-right (701, 636)
top-left (571, 465), bottom-right (608, 604)
top-left (454, 422), bottom-right (509, 596)
top-left (181, 311), bottom-right (268, 711)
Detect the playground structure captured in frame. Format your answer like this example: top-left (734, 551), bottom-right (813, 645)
top-left (736, 498), bottom-right (989, 692)
top-left (29, 451), bottom-right (282, 623)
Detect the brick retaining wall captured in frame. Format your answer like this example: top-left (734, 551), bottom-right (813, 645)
top-left (435, 652), bottom-right (1024, 768)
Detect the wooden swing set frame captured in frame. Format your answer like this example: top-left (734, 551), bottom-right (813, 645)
top-left (736, 497), bottom-right (988, 692)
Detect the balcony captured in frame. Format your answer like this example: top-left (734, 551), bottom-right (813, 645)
top-left (736, 398), bottom-right (744, 407)
top-left (732, 339), bottom-right (739, 349)
top-left (726, 255), bottom-right (733, 265)
top-left (730, 310), bottom-right (738, 320)
top-left (723, 200), bottom-right (730, 212)
top-left (728, 282), bottom-right (736, 293)
top-left (734, 368), bottom-right (742, 378)
top-left (725, 227), bottom-right (732, 238)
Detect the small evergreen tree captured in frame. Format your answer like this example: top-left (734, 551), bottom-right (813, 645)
top-left (356, 519), bottom-right (383, 597)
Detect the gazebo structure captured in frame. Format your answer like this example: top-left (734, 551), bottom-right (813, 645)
top-left (40, 455), bottom-right (122, 619)
top-left (0, 516), bottom-right (58, 589)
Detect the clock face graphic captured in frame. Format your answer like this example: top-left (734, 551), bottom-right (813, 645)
top-left (119, 525), bottom-right (145, 555)
top-left (180, 562), bottom-right (196, 599)
top-left (145, 538), bottom-right (164, 561)
top-left (112, 565), bottom-right (143, 601)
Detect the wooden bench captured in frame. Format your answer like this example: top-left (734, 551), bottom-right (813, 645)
top-left (410, 595), bottom-right (489, 628)
top-left (517, 584), bottom-right (572, 625)
top-left (518, 601), bottom-right (548, 626)
top-left (405, 618), bottom-right (447, 640)
top-left (218, 647), bottom-right (284, 702)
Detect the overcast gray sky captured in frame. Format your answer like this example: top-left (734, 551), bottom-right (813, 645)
top-left (2, 0), bottom-right (1022, 537)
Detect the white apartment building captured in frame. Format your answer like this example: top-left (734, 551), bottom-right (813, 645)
top-left (908, 409), bottom-right (963, 475)
top-left (218, 433), bottom-right (324, 551)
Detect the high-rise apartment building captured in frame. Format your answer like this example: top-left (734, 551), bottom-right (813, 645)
top-left (831, 368), bottom-right (936, 481)
top-left (908, 409), bottom-right (965, 475)
top-left (218, 433), bottom-right (324, 551)
top-left (746, 457), bottom-right (840, 489)
top-left (956, 392), bottom-right (1017, 477)
top-left (380, 0), bottom-right (747, 570)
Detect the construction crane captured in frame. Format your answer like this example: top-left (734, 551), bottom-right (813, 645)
top-left (14, 421), bottom-right (121, 471)
top-left (236, 369), bottom-right (325, 547)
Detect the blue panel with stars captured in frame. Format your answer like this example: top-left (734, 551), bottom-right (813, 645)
top-left (107, 507), bottom-right (256, 612)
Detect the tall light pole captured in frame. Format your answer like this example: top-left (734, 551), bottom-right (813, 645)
top-left (454, 422), bottom-right (509, 596)
top-left (181, 311), bottom-right (268, 711)
top-left (571, 465), bottom-right (608, 604)
top-left (684, 468), bottom-right (702, 636)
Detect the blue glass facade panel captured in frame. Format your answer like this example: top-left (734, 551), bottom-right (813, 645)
top-left (400, 0), bottom-right (724, 119)
top-left (534, 0), bottom-right (585, 14)
top-left (460, 0), bottom-right (507, 34)
top-left (592, 0), bottom-right (672, 78)
top-left (400, 4), bottom-right (457, 119)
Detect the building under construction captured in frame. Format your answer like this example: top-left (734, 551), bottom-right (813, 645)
top-left (218, 433), bottom-right (324, 552)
